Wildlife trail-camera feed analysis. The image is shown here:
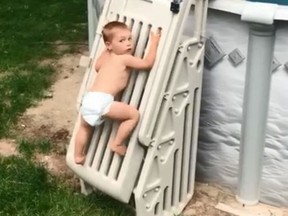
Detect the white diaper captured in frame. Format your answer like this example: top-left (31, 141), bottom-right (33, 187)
top-left (80, 92), bottom-right (114, 126)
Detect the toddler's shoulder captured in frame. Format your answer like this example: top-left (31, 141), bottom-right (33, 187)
top-left (121, 54), bottom-right (135, 62)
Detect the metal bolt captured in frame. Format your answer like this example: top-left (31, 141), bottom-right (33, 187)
top-left (146, 204), bottom-right (150, 209)
top-left (189, 61), bottom-right (193, 66)
top-left (174, 109), bottom-right (179, 114)
top-left (154, 187), bottom-right (159, 192)
top-left (143, 193), bottom-right (147, 198)
top-left (169, 140), bottom-right (174, 145)
top-left (172, 96), bottom-right (176, 101)
top-left (187, 45), bottom-right (192, 51)
top-left (183, 92), bottom-right (188, 97)
top-left (160, 157), bottom-right (165, 162)
top-left (157, 145), bottom-right (162, 150)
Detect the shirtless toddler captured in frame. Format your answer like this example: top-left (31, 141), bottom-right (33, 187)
top-left (74, 21), bottom-right (161, 165)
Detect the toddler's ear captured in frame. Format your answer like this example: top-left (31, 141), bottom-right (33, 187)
top-left (105, 41), bottom-right (112, 51)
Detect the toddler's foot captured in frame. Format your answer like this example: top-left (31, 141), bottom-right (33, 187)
top-left (109, 143), bottom-right (127, 156)
top-left (75, 156), bottom-right (86, 165)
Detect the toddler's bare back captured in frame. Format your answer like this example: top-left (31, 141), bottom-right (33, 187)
top-left (90, 53), bottom-right (130, 96)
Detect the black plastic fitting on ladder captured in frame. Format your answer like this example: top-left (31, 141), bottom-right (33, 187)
top-left (170, 0), bottom-right (180, 13)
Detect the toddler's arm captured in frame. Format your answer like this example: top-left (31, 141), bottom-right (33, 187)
top-left (124, 29), bottom-right (161, 70)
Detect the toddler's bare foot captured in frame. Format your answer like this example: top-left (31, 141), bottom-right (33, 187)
top-left (109, 143), bottom-right (127, 156)
top-left (75, 156), bottom-right (86, 165)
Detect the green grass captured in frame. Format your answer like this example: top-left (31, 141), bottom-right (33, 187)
top-left (0, 64), bottom-right (54, 136)
top-left (17, 138), bottom-right (53, 159)
top-left (0, 0), bottom-right (88, 137)
top-left (0, 1), bottom-right (136, 215)
top-left (0, 0), bottom-right (87, 68)
top-left (0, 156), bottom-right (135, 216)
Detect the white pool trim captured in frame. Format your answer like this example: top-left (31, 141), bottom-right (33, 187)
top-left (206, 0), bottom-right (288, 21)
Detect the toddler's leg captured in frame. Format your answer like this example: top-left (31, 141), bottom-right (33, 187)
top-left (74, 117), bottom-right (93, 165)
top-left (104, 101), bottom-right (140, 156)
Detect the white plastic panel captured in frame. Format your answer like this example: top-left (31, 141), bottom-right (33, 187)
top-left (134, 36), bottom-right (205, 216)
top-left (208, 0), bottom-right (288, 21)
top-left (66, 0), bottom-right (199, 203)
top-left (132, 1), bottom-right (208, 214)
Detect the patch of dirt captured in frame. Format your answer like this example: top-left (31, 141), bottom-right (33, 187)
top-left (18, 46), bottom-right (88, 187)
top-left (29, 49), bottom-right (84, 127)
top-left (183, 183), bottom-right (235, 216)
top-left (18, 48), bottom-right (86, 140)
top-left (0, 45), bottom-right (88, 184)
top-left (0, 139), bottom-right (18, 156)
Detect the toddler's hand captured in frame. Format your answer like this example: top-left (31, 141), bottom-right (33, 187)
top-left (150, 28), bottom-right (161, 45)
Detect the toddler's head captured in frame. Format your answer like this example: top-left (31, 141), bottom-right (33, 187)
top-left (102, 21), bottom-right (133, 54)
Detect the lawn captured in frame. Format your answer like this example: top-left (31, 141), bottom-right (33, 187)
top-left (0, 0), bottom-right (87, 137)
top-left (0, 155), bottom-right (134, 216)
top-left (0, 1), bottom-right (135, 215)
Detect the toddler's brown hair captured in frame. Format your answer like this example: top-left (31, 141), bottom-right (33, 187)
top-left (102, 21), bottom-right (129, 42)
